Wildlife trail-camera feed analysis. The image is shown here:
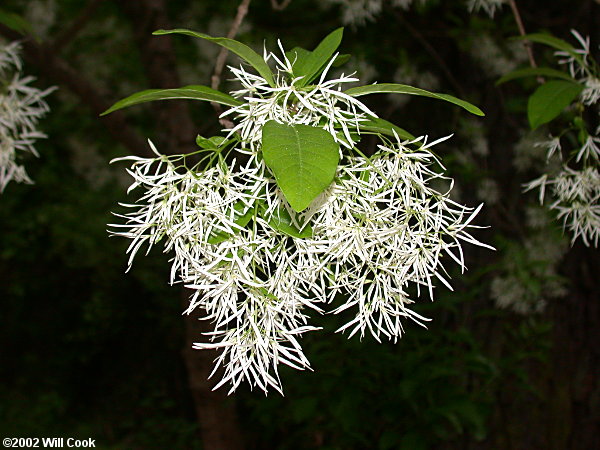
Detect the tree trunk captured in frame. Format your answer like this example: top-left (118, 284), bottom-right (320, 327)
top-left (119, 2), bottom-right (245, 448)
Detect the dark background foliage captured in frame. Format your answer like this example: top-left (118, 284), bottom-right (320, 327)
top-left (1, 1), bottom-right (599, 449)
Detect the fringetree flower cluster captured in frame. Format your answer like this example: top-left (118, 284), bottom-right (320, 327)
top-left (104, 28), bottom-right (490, 393)
top-left (0, 41), bottom-right (54, 192)
top-left (502, 30), bottom-right (600, 247)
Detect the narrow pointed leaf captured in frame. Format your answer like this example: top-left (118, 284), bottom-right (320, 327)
top-left (264, 205), bottom-right (313, 238)
top-left (527, 80), bottom-right (583, 129)
top-left (496, 67), bottom-right (575, 85)
top-left (196, 135), bottom-right (228, 149)
top-left (262, 121), bottom-right (339, 212)
top-left (101, 85), bottom-right (242, 116)
top-left (516, 33), bottom-right (576, 53)
top-left (345, 83), bottom-right (485, 116)
top-left (515, 33), bottom-right (586, 68)
top-left (153, 29), bottom-right (275, 87)
top-left (286, 46), bottom-right (312, 75)
top-left (332, 53), bottom-right (351, 67)
top-left (358, 117), bottom-right (415, 140)
top-left (0, 9), bottom-right (31, 35)
top-left (297, 28), bottom-right (344, 87)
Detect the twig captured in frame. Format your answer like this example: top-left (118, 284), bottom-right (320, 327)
top-left (270, 0), bottom-right (292, 10)
top-left (210, 0), bottom-right (251, 129)
top-left (507, 0), bottom-right (538, 70)
top-left (52, 0), bottom-right (106, 53)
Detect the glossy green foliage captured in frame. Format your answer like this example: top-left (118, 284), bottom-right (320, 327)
top-left (261, 121), bottom-right (339, 212)
top-left (527, 80), bottom-right (583, 129)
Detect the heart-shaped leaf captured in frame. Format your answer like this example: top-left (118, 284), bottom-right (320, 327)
top-left (262, 121), bottom-right (339, 212)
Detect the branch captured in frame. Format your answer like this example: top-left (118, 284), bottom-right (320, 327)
top-left (117, 3), bottom-right (244, 449)
top-left (0, 23), bottom-right (150, 157)
top-left (507, 0), bottom-right (539, 70)
top-left (210, 0), bottom-right (251, 128)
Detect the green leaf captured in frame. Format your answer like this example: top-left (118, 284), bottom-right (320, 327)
top-left (496, 67), bottom-right (575, 85)
top-left (515, 33), bottom-right (586, 69)
top-left (286, 46), bottom-right (312, 72)
top-left (262, 121), bottom-right (339, 212)
top-left (207, 201), bottom-right (254, 244)
top-left (101, 85), bottom-right (242, 116)
top-left (264, 205), bottom-right (313, 239)
top-left (517, 33), bottom-right (576, 53)
top-left (196, 135), bottom-right (228, 149)
top-left (0, 9), bottom-right (31, 35)
top-left (153, 29), bottom-right (275, 87)
top-left (358, 117), bottom-right (415, 140)
top-left (296, 28), bottom-right (344, 87)
top-left (527, 80), bottom-right (583, 129)
top-left (287, 47), bottom-right (349, 78)
top-left (332, 54), bottom-right (351, 67)
top-left (345, 83), bottom-right (485, 116)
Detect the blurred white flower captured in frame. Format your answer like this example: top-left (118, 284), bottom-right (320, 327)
top-left (581, 77), bottom-right (600, 105)
top-left (468, 33), bottom-right (527, 78)
top-left (491, 276), bottom-right (547, 315)
top-left (466, 0), bottom-right (506, 17)
top-left (534, 135), bottom-right (562, 162)
top-left (0, 41), bottom-right (54, 192)
top-left (24, 0), bottom-right (57, 39)
top-left (576, 135), bottom-right (600, 162)
top-left (525, 166), bottom-right (600, 247)
top-left (491, 232), bottom-right (567, 315)
top-left (324, 0), bottom-right (383, 25)
top-left (477, 178), bottom-right (500, 204)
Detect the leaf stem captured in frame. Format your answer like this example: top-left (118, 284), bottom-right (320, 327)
top-left (211, 0), bottom-right (252, 128)
top-left (507, 0), bottom-right (539, 71)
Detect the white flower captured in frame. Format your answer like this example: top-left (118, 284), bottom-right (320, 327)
top-left (112, 40), bottom-right (492, 393)
top-left (576, 135), bottom-right (600, 162)
top-left (466, 0), bottom-right (506, 18)
top-left (555, 30), bottom-right (591, 78)
top-left (534, 135), bottom-right (562, 161)
top-left (302, 132), bottom-right (493, 341)
top-left (0, 41), bottom-right (54, 192)
top-left (222, 46), bottom-right (375, 150)
top-left (525, 166), bottom-right (600, 247)
top-left (324, 0), bottom-right (383, 26)
top-left (581, 77), bottom-right (600, 105)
